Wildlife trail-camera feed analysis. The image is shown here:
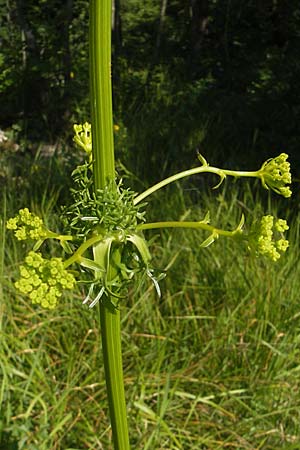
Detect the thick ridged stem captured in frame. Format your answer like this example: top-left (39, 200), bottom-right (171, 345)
top-left (90, 0), bottom-right (115, 186)
top-left (89, 1), bottom-right (130, 448)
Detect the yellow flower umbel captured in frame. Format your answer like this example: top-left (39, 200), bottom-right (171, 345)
top-left (73, 122), bottom-right (92, 162)
top-left (258, 153), bottom-right (292, 198)
top-left (6, 208), bottom-right (47, 241)
top-left (15, 251), bottom-right (76, 309)
top-left (249, 215), bottom-right (289, 261)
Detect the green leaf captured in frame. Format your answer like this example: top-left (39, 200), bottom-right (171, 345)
top-left (78, 256), bottom-right (105, 272)
top-left (127, 233), bottom-right (151, 266)
top-left (200, 232), bottom-right (219, 248)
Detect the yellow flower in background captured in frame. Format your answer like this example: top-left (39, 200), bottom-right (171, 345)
top-left (113, 124), bottom-right (120, 132)
top-left (73, 122), bottom-right (92, 162)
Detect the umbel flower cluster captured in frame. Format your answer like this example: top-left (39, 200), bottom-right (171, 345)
top-left (6, 123), bottom-right (292, 310)
top-left (73, 122), bottom-right (92, 162)
top-left (15, 251), bottom-right (76, 309)
top-left (6, 208), bottom-right (47, 241)
top-left (258, 153), bottom-right (292, 198)
top-left (249, 216), bottom-right (289, 261)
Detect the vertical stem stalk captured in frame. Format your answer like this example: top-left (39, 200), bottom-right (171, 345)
top-left (89, 1), bottom-right (130, 448)
top-left (89, 0), bottom-right (115, 186)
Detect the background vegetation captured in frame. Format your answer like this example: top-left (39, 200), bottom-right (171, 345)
top-left (1, 0), bottom-right (300, 177)
top-left (1, 1), bottom-right (300, 449)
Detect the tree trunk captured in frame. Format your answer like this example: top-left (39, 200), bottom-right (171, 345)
top-left (154, 0), bottom-right (168, 60)
top-left (190, 0), bottom-right (209, 54)
top-left (15, 0), bottom-right (44, 127)
top-left (58, 0), bottom-right (74, 122)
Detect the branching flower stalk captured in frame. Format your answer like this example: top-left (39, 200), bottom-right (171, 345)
top-left (133, 152), bottom-right (292, 205)
top-left (6, 0), bottom-right (292, 448)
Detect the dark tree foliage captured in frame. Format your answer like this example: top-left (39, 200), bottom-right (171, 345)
top-left (1, 0), bottom-right (300, 178)
top-left (0, 0), bottom-right (89, 139)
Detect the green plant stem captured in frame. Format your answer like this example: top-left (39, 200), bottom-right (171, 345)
top-left (89, 1), bottom-right (130, 449)
top-left (137, 221), bottom-right (242, 237)
top-left (133, 166), bottom-right (259, 205)
top-left (47, 231), bottom-right (73, 241)
top-left (89, 0), bottom-right (115, 187)
top-left (94, 243), bottom-right (130, 450)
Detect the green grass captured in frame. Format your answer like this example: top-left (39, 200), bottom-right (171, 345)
top-left (1, 170), bottom-right (300, 449)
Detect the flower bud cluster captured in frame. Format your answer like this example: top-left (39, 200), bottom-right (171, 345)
top-left (259, 153), bottom-right (292, 198)
top-left (15, 251), bottom-right (76, 309)
top-left (250, 215), bottom-right (289, 261)
top-left (64, 175), bottom-right (146, 238)
top-left (73, 122), bottom-right (92, 161)
top-left (6, 208), bottom-right (47, 241)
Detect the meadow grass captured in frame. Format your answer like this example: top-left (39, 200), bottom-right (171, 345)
top-left (1, 170), bottom-right (300, 449)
